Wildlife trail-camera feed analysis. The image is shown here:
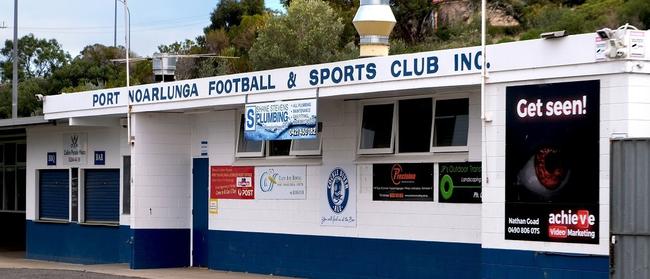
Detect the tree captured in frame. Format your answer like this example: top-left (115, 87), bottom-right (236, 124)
top-left (205, 0), bottom-right (265, 32)
top-left (390, 0), bottom-right (436, 44)
top-left (0, 34), bottom-right (70, 81)
top-left (249, 0), bottom-right (345, 70)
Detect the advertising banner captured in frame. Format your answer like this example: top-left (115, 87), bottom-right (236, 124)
top-left (255, 166), bottom-right (307, 200)
top-left (63, 133), bottom-right (87, 165)
top-left (438, 162), bottom-right (482, 203)
top-left (210, 166), bottom-right (255, 199)
top-left (244, 99), bottom-right (317, 140)
top-left (505, 80), bottom-right (599, 244)
top-left (372, 163), bottom-right (434, 201)
top-left (320, 165), bottom-right (356, 227)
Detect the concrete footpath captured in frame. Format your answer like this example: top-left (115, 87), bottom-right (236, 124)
top-left (0, 251), bottom-right (295, 279)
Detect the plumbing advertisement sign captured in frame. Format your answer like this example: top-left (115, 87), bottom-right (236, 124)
top-left (320, 165), bottom-right (356, 227)
top-left (505, 80), bottom-right (599, 244)
top-left (211, 166), bottom-right (255, 199)
top-left (438, 162), bottom-right (482, 203)
top-left (244, 99), bottom-right (317, 140)
top-left (372, 163), bottom-right (434, 201)
top-left (255, 166), bottom-right (306, 200)
top-left (63, 133), bottom-right (87, 165)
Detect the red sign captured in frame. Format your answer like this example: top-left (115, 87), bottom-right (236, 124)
top-left (210, 166), bottom-right (255, 199)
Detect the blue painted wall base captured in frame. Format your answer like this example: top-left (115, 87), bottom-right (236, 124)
top-left (131, 229), bottom-right (190, 269)
top-left (208, 230), bottom-right (481, 279)
top-left (481, 248), bottom-right (609, 279)
top-left (26, 221), bottom-right (131, 264)
top-left (207, 230), bottom-right (609, 279)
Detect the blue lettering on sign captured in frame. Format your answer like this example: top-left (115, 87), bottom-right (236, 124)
top-left (94, 151), bottom-right (105, 165)
top-left (453, 51), bottom-right (490, 72)
top-left (47, 152), bottom-right (57, 166)
top-left (391, 56), bottom-right (438, 78)
top-left (309, 63), bottom-right (376, 86)
top-left (92, 91), bottom-right (120, 107)
top-left (208, 75), bottom-right (275, 95)
top-left (245, 106), bottom-right (256, 131)
top-left (128, 83), bottom-right (198, 103)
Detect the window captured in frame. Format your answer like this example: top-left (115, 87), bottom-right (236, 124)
top-left (38, 169), bottom-right (70, 221)
top-left (123, 156), bottom-right (131, 215)
top-left (399, 98), bottom-right (432, 153)
top-left (236, 115), bottom-right (264, 157)
top-left (358, 97), bottom-right (470, 155)
top-left (433, 99), bottom-right (469, 149)
top-left (1, 140), bottom-right (26, 212)
top-left (236, 113), bottom-right (322, 158)
top-left (358, 103), bottom-right (395, 154)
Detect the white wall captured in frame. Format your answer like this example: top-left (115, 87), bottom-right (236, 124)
top-left (197, 90), bottom-right (483, 244)
top-left (130, 113), bottom-right (191, 229)
top-left (26, 124), bottom-right (127, 223)
top-left (480, 74), bottom-right (650, 256)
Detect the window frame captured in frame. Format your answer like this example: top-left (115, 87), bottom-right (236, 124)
top-left (289, 134), bottom-right (323, 156)
top-left (357, 101), bottom-right (397, 155)
top-left (430, 96), bottom-right (471, 153)
top-left (235, 113), bottom-right (265, 158)
top-left (357, 94), bottom-right (471, 156)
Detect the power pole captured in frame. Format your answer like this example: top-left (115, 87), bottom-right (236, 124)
top-left (12, 0), bottom-right (18, 119)
top-left (114, 0), bottom-right (117, 47)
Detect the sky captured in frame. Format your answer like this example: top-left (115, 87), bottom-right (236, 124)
top-left (0, 0), bottom-right (284, 58)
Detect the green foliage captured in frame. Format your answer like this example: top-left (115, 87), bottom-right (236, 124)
top-left (619, 0), bottom-right (650, 29)
top-left (249, 0), bottom-right (345, 70)
top-left (205, 0), bottom-right (265, 32)
top-left (390, 0), bottom-right (436, 44)
top-left (0, 34), bottom-right (70, 81)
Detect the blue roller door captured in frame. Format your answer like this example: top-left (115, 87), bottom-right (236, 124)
top-left (39, 170), bottom-right (70, 220)
top-left (85, 169), bottom-right (119, 223)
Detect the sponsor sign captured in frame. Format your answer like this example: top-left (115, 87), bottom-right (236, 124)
top-left (372, 163), bottom-right (434, 201)
top-left (47, 152), bottom-right (57, 166)
top-left (255, 166), bottom-right (306, 200)
top-left (199, 140), bottom-right (208, 157)
top-left (63, 133), bottom-right (87, 165)
top-left (209, 199), bottom-right (218, 214)
top-left (438, 162), bottom-right (482, 203)
top-left (245, 99), bottom-right (317, 140)
top-left (505, 80), bottom-right (599, 244)
top-left (210, 166), bottom-right (255, 199)
top-left (94, 151), bottom-right (105, 165)
top-left (320, 165), bottom-right (356, 227)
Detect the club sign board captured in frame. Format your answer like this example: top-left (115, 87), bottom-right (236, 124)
top-left (505, 80), bottom-right (600, 244)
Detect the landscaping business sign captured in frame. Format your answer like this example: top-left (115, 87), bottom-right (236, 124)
top-left (373, 163), bottom-right (434, 201)
top-left (244, 99), bottom-right (317, 140)
top-left (211, 166), bottom-right (255, 199)
top-left (438, 162), bottom-right (482, 203)
top-left (505, 80), bottom-right (599, 244)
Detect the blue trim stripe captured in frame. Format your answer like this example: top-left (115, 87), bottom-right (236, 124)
top-left (26, 221), bottom-right (130, 264)
top-left (481, 248), bottom-right (609, 279)
top-left (208, 230), bottom-right (481, 279)
top-left (131, 229), bottom-right (190, 269)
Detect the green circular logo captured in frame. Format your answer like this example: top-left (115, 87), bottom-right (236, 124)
top-left (440, 174), bottom-right (454, 200)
